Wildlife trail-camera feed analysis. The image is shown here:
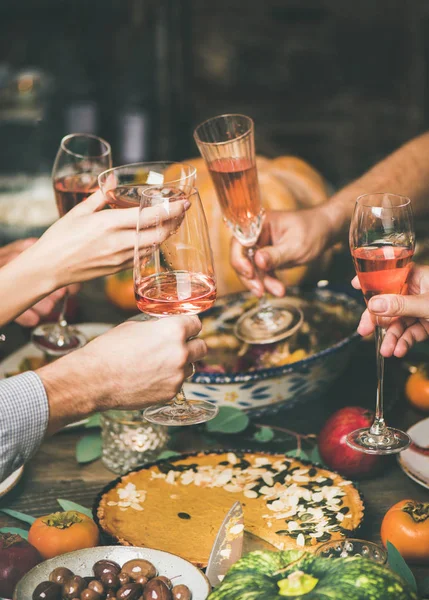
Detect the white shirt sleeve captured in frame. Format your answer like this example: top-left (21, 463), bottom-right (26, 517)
top-left (0, 371), bottom-right (49, 482)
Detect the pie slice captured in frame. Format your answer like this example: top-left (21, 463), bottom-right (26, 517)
top-left (96, 451), bottom-right (364, 568)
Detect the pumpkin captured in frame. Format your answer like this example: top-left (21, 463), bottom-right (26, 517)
top-left (185, 156), bottom-right (332, 296)
top-left (208, 550), bottom-right (418, 600)
top-left (105, 269), bottom-right (136, 311)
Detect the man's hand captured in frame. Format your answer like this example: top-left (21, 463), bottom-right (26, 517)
top-left (353, 264), bottom-right (429, 357)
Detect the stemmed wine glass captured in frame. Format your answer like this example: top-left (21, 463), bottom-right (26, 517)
top-left (32, 134), bottom-right (112, 356)
top-left (194, 114), bottom-right (303, 344)
top-left (134, 186), bottom-right (218, 426)
top-left (98, 161), bottom-right (196, 208)
top-left (348, 193), bottom-right (415, 454)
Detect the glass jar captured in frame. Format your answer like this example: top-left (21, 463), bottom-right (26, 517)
top-left (101, 410), bottom-right (169, 474)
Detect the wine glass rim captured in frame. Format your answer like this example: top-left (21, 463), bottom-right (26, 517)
top-left (98, 161), bottom-right (197, 186)
top-left (140, 185), bottom-right (200, 199)
top-left (193, 113), bottom-right (254, 146)
top-left (60, 133), bottom-right (111, 159)
top-left (356, 192), bottom-right (411, 208)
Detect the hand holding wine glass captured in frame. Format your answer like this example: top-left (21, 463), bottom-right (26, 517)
top-left (352, 263), bottom-right (429, 357)
top-left (348, 192), bottom-right (415, 454)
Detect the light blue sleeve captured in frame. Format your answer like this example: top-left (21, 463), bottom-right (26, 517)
top-left (0, 371), bottom-right (49, 482)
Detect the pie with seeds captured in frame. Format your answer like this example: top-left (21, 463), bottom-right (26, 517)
top-left (96, 451), bottom-right (364, 567)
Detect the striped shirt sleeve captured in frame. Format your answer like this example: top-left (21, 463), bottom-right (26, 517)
top-left (0, 371), bottom-right (48, 482)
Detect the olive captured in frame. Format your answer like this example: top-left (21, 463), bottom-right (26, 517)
top-left (101, 572), bottom-right (120, 590)
top-left (80, 589), bottom-right (101, 600)
top-left (63, 575), bottom-right (86, 599)
top-left (49, 567), bottom-right (74, 585)
top-left (118, 571), bottom-right (131, 586)
top-left (116, 582), bottom-right (143, 599)
top-left (89, 580), bottom-right (105, 595)
top-left (93, 559), bottom-right (121, 579)
top-left (150, 577), bottom-right (172, 590)
top-left (106, 592), bottom-right (117, 600)
top-left (172, 585), bottom-right (191, 600)
top-left (32, 581), bottom-right (62, 600)
top-left (121, 559), bottom-right (157, 581)
top-left (134, 575), bottom-right (148, 586)
top-left (143, 579), bottom-right (172, 600)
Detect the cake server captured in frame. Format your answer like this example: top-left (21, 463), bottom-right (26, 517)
top-left (206, 501), bottom-right (244, 588)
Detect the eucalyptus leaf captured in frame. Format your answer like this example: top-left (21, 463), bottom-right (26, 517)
top-left (309, 445), bottom-right (325, 465)
top-left (157, 450), bottom-right (181, 460)
top-left (0, 508), bottom-right (35, 524)
top-left (76, 432), bottom-right (102, 464)
top-left (285, 449), bottom-right (310, 461)
top-left (254, 426), bottom-right (274, 443)
top-left (84, 413), bottom-right (101, 429)
top-left (57, 499), bottom-right (93, 519)
top-left (418, 576), bottom-right (429, 598)
top-left (206, 406), bottom-right (250, 434)
top-left (387, 540), bottom-right (417, 592)
top-left (0, 527), bottom-right (29, 539)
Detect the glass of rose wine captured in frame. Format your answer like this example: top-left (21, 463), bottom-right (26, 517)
top-left (194, 114), bottom-right (303, 344)
top-left (32, 133), bottom-right (112, 356)
top-left (134, 186), bottom-right (218, 426)
top-left (98, 161), bottom-right (196, 208)
top-left (349, 193), bottom-right (415, 454)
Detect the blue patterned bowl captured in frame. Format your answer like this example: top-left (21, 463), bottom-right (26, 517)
top-left (183, 286), bottom-right (362, 416)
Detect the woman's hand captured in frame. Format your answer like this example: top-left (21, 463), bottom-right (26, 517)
top-left (230, 206), bottom-right (333, 297)
top-left (30, 190), bottom-right (190, 290)
top-left (353, 264), bottom-right (429, 357)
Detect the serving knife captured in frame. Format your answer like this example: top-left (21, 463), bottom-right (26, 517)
top-left (206, 501), bottom-right (244, 588)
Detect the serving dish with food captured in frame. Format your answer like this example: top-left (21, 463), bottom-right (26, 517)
top-left (14, 546), bottom-right (210, 600)
top-left (95, 450), bottom-right (364, 568)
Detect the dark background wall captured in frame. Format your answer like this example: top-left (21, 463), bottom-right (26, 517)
top-left (0, 0), bottom-right (426, 188)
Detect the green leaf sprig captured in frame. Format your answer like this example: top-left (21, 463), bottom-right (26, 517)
top-left (387, 540), bottom-right (417, 593)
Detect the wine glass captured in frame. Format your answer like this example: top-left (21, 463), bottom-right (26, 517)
top-left (194, 114), bottom-right (303, 344)
top-left (348, 193), bottom-right (415, 454)
top-left (98, 161), bottom-right (196, 208)
top-left (32, 134), bottom-right (112, 356)
top-left (134, 186), bottom-right (218, 426)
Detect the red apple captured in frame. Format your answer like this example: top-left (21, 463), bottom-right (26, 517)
top-left (318, 406), bottom-right (382, 478)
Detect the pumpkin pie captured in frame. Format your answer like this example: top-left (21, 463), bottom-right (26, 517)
top-left (96, 451), bottom-right (364, 568)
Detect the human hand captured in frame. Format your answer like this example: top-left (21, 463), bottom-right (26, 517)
top-left (230, 206), bottom-right (333, 297)
top-left (29, 189), bottom-right (190, 290)
top-left (0, 239), bottom-right (79, 327)
top-left (40, 315), bottom-right (207, 431)
top-left (353, 263), bottom-right (429, 357)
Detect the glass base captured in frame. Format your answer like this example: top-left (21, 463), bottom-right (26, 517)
top-left (346, 427), bottom-right (411, 455)
top-left (32, 324), bottom-right (87, 357)
top-left (315, 538), bottom-right (387, 564)
top-left (143, 399), bottom-right (218, 426)
top-left (234, 298), bottom-right (304, 344)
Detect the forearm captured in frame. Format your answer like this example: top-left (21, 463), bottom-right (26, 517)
top-left (37, 349), bottom-right (108, 434)
top-left (321, 131), bottom-right (429, 245)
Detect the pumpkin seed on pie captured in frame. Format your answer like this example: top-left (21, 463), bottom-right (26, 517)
top-left (97, 451), bottom-right (364, 567)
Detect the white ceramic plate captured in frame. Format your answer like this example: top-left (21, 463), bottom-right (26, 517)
top-left (398, 417), bottom-right (429, 489)
top-left (0, 323), bottom-right (114, 428)
top-left (14, 545), bottom-right (210, 600)
top-left (0, 465), bottom-right (23, 497)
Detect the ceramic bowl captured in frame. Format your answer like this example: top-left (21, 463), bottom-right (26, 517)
top-left (184, 286), bottom-right (362, 416)
top-left (14, 545), bottom-right (210, 599)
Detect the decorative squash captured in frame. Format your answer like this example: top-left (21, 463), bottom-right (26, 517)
top-left (185, 156), bottom-right (331, 297)
top-left (105, 269), bottom-right (136, 311)
top-left (208, 550), bottom-right (418, 600)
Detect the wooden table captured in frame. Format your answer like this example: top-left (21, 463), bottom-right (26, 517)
top-left (1, 281), bottom-right (429, 584)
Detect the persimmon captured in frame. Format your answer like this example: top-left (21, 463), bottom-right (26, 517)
top-left (381, 500), bottom-right (429, 563)
top-left (405, 366), bottom-right (429, 411)
top-left (28, 511), bottom-right (99, 559)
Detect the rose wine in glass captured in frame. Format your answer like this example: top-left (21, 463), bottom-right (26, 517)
top-left (194, 114), bottom-right (303, 344)
top-left (98, 161), bottom-right (196, 209)
top-left (32, 134), bottom-right (112, 356)
top-left (134, 186), bottom-right (218, 426)
top-left (348, 193), bottom-right (415, 454)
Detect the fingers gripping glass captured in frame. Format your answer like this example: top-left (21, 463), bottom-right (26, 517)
top-left (134, 187), bottom-right (218, 426)
top-left (194, 114), bottom-right (303, 344)
top-left (32, 134), bottom-right (112, 356)
top-left (349, 193), bottom-right (415, 454)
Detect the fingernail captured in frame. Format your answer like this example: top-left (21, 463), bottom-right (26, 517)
top-left (241, 268), bottom-right (252, 279)
top-left (258, 250), bottom-right (270, 269)
top-left (369, 298), bottom-right (387, 313)
top-left (183, 200), bottom-right (191, 211)
top-left (272, 282), bottom-right (284, 297)
top-left (249, 282), bottom-right (262, 296)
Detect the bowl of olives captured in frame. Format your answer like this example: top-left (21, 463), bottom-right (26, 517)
top-left (14, 546), bottom-right (210, 600)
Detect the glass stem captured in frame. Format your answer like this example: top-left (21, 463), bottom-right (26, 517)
top-left (370, 326), bottom-right (387, 436)
top-left (57, 289), bottom-right (69, 328)
top-left (246, 246), bottom-right (273, 314)
top-left (173, 387), bottom-right (187, 408)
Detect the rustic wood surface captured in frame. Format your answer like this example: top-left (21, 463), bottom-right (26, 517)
top-left (1, 280), bottom-right (428, 584)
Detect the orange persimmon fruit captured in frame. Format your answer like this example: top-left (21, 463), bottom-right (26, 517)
top-left (381, 500), bottom-right (429, 564)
